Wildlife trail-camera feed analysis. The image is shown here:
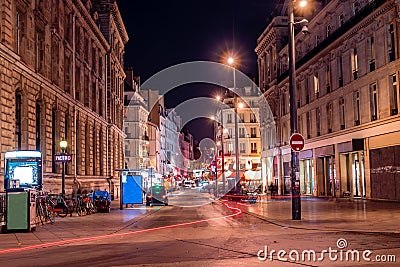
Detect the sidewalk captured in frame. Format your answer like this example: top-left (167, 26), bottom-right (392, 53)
top-left (235, 196), bottom-right (400, 233)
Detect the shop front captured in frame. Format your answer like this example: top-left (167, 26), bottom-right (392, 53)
top-left (299, 149), bottom-right (315, 196)
top-left (315, 145), bottom-right (338, 197)
top-left (368, 131), bottom-right (400, 201)
top-left (338, 139), bottom-right (366, 198)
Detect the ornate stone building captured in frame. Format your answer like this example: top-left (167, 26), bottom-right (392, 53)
top-left (0, 0), bottom-right (127, 196)
top-left (256, 0), bottom-right (400, 201)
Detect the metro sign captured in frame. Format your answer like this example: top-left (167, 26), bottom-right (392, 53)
top-left (54, 154), bottom-right (72, 162)
top-left (289, 133), bottom-right (305, 151)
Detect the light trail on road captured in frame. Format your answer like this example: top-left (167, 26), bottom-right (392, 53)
top-left (0, 202), bottom-right (242, 255)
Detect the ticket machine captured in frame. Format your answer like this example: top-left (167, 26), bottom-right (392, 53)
top-left (4, 150), bottom-right (42, 191)
top-left (3, 151), bottom-right (42, 232)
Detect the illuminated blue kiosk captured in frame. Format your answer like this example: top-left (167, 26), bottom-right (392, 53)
top-left (3, 151), bottom-right (42, 232)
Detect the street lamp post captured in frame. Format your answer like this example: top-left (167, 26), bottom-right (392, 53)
top-left (60, 140), bottom-right (68, 196)
top-left (288, 0), bottom-right (305, 220)
top-left (228, 57), bottom-right (240, 193)
top-left (216, 96), bottom-right (226, 194)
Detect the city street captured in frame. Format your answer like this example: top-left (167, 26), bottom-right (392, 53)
top-left (0, 190), bottom-right (399, 266)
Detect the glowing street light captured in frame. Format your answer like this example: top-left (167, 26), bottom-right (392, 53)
top-left (288, 0), bottom-right (308, 220)
top-left (227, 57), bottom-right (241, 193)
top-left (60, 140), bottom-right (68, 196)
top-left (299, 0), bottom-right (307, 7)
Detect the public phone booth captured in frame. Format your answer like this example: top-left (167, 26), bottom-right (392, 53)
top-left (3, 151), bottom-right (42, 232)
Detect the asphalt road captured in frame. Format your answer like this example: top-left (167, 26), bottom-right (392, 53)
top-left (0, 190), bottom-right (399, 266)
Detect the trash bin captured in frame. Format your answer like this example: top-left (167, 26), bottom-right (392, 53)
top-left (6, 188), bottom-right (36, 232)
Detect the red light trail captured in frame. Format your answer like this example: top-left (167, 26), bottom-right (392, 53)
top-left (0, 202), bottom-right (242, 255)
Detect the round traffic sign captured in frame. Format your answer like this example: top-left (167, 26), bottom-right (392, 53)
top-left (289, 133), bottom-right (305, 151)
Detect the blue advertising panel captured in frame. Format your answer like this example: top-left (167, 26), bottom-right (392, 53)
top-left (122, 175), bottom-right (143, 204)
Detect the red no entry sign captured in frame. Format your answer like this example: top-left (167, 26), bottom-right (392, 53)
top-left (289, 133), bottom-right (305, 151)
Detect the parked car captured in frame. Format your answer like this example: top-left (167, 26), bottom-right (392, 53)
top-left (146, 185), bottom-right (168, 206)
top-left (183, 180), bottom-right (193, 189)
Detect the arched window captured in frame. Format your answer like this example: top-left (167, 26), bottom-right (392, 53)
top-left (52, 108), bottom-right (57, 173)
top-left (15, 92), bottom-right (22, 150)
top-left (35, 101), bottom-right (41, 151)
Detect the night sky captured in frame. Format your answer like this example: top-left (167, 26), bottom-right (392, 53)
top-left (117, 0), bottom-right (279, 140)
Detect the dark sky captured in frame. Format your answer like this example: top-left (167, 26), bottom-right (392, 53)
top-left (117, 0), bottom-right (279, 140)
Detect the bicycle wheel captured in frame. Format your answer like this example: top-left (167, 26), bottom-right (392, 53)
top-left (44, 204), bottom-right (55, 223)
top-left (57, 206), bottom-right (69, 217)
top-left (36, 201), bottom-right (45, 225)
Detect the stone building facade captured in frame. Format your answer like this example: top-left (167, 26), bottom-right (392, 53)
top-left (0, 0), bottom-right (127, 196)
top-left (217, 86), bottom-right (263, 188)
top-left (256, 0), bottom-right (400, 200)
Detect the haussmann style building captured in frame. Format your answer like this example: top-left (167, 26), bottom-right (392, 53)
top-left (256, 0), bottom-right (400, 201)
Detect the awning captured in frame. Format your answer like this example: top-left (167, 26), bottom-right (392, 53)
top-left (217, 170), bottom-right (245, 180)
top-left (244, 170), bottom-right (262, 180)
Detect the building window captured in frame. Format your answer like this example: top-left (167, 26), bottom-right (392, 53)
top-left (369, 83), bottom-right (378, 121)
top-left (338, 14), bottom-right (344, 27)
top-left (326, 65), bottom-right (331, 93)
top-left (368, 36), bottom-right (376, 72)
top-left (239, 128), bottom-right (245, 138)
top-left (314, 73), bottom-right (319, 98)
top-left (75, 66), bottom-right (81, 102)
top-left (35, 101), bottom-right (41, 151)
top-left (35, 28), bottom-right (45, 74)
top-left (64, 54), bottom-right (71, 94)
top-left (389, 74), bottom-right (398, 115)
top-left (52, 109), bottom-right (57, 173)
top-left (387, 24), bottom-right (396, 62)
top-left (238, 113), bottom-right (244, 123)
top-left (297, 84), bottom-right (301, 108)
top-left (306, 112), bottom-right (311, 139)
top-left (99, 130), bottom-right (103, 176)
top-left (282, 123), bottom-right (287, 145)
top-left (92, 81), bottom-right (97, 112)
top-left (251, 143), bottom-right (257, 154)
top-left (76, 119), bottom-right (81, 175)
top-left (250, 127), bottom-right (257, 138)
top-left (15, 92), bottom-right (22, 150)
top-left (228, 142), bottom-right (233, 154)
top-left (315, 35), bottom-right (320, 46)
top-left (85, 123), bottom-right (91, 175)
top-left (339, 97), bottom-right (345, 130)
top-left (298, 115), bottom-right (302, 134)
top-left (326, 24), bottom-right (331, 37)
top-left (327, 102), bottom-right (333, 133)
top-left (228, 128), bottom-right (232, 139)
top-left (239, 143), bottom-right (246, 154)
top-left (282, 93), bottom-right (287, 115)
top-left (338, 56), bottom-right (343, 87)
top-left (84, 73), bottom-right (89, 107)
top-left (305, 78), bottom-right (310, 104)
top-left (93, 129), bottom-right (97, 175)
top-left (16, 9), bottom-right (26, 54)
top-left (316, 107), bottom-right (321, 136)
top-left (353, 91), bottom-right (361, 126)
top-left (352, 1), bottom-right (360, 15)
top-left (351, 48), bottom-right (358, 80)
top-left (227, 113), bottom-right (232, 123)
top-left (250, 113), bottom-right (257, 123)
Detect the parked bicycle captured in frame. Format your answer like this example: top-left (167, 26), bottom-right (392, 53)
top-left (36, 193), bottom-right (55, 224)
